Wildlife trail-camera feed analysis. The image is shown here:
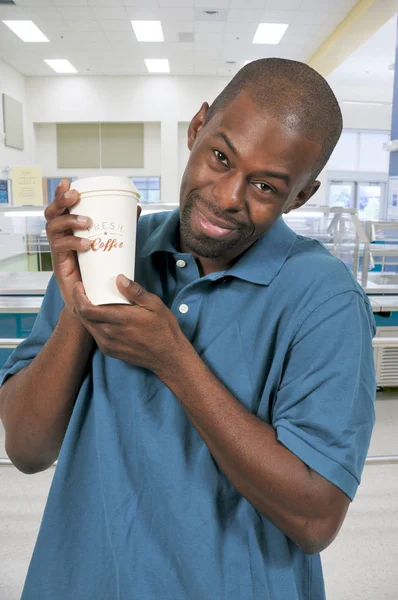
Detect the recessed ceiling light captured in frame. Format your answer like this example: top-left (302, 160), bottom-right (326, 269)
top-left (44, 59), bottom-right (77, 74)
top-left (2, 20), bottom-right (49, 42)
top-left (144, 59), bottom-right (170, 73)
top-left (131, 21), bottom-right (163, 42)
top-left (252, 23), bottom-right (288, 45)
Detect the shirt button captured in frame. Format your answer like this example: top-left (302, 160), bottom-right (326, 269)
top-left (176, 259), bottom-right (187, 268)
top-left (179, 304), bottom-right (189, 314)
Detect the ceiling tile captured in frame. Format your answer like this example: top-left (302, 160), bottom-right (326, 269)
top-left (227, 9), bottom-right (263, 22)
top-left (264, 0), bottom-right (303, 8)
top-left (20, 7), bottom-right (65, 23)
top-left (194, 0), bottom-right (230, 7)
top-left (87, 0), bottom-right (125, 5)
top-left (68, 20), bottom-right (103, 32)
top-left (56, 7), bottom-right (97, 21)
top-left (194, 65), bottom-right (218, 75)
top-left (194, 32), bottom-right (223, 50)
top-left (162, 20), bottom-right (195, 42)
top-left (92, 7), bottom-right (128, 20)
top-left (50, 30), bottom-right (109, 46)
top-left (260, 9), bottom-right (328, 25)
top-left (159, 8), bottom-right (195, 21)
top-left (99, 20), bottom-right (133, 31)
top-left (124, 7), bottom-right (162, 19)
top-left (194, 21), bottom-right (225, 34)
top-left (122, 0), bottom-right (159, 6)
top-left (104, 30), bottom-right (136, 43)
top-left (223, 31), bottom-right (255, 45)
top-left (14, 0), bottom-right (54, 6)
top-left (157, 0), bottom-right (194, 6)
top-left (229, 0), bottom-right (267, 8)
top-left (224, 21), bottom-right (258, 35)
top-left (300, 0), bottom-right (357, 13)
top-left (0, 5), bottom-right (35, 19)
top-left (51, 0), bottom-right (90, 6)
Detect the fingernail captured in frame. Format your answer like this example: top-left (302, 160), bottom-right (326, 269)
top-left (61, 178), bottom-right (69, 187)
top-left (76, 215), bottom-right (88, 224)
top-left (64, 190), bottom-right (75, 199)
top-left (120, 275), bottom-right (130, 287)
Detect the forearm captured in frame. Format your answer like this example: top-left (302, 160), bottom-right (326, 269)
top-left (0, 307), bottom-right (94, 474)
top-left (158, 340), bottom-right (335, 553)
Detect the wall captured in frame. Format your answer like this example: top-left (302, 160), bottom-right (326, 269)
top-left (23, 74), bottom-right (394, 208)
top-left (0, 58), bottom-right (33, 178)
top-left (327, 77), bottom-right (393, 131)
top-left (26, 75), bottom-right (229, 204)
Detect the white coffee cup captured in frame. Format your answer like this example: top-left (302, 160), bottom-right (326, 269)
top-left (69, 176), bottom-right (140, 305)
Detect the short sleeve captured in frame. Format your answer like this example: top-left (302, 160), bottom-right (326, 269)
top-left (0, 275), bottom-right (64, 387)
top-left (273, 290), bottom-right (376, 501)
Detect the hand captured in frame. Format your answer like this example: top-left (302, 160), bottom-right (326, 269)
top-left (44, 178), bottom-right (92, 313)
top-left (45, 179), bottom-right (142, 314)
top-left (71, 275), bottom-right (187, 375)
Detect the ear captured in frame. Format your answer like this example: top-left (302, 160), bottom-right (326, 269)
top-left (284, 180), bottom-right (321, 214)
top-left (187, 102), bottom-right (209, 151)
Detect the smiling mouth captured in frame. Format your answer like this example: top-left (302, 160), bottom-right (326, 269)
top-left (196, 207), bottom-right (238, 237)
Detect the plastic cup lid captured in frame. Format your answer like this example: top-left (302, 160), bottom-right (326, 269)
top-left (71, 176), bottom-right (140, 198)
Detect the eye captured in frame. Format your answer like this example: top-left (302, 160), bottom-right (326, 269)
top-left (253, 182), bottom-right (275, 194)
top-left (213, 149), bottom-right (228, 166)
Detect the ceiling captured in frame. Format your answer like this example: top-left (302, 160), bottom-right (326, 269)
top-left (327, 14), bottom-right (397, 94)
top-left (0, 0), bottom-right (361, 77)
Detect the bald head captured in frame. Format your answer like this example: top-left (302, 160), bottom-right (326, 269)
top-left (204, 58), bottom-right (343, 181)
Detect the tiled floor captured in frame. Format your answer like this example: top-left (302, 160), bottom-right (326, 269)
top-left (0, 392), bottom-right (397, 599)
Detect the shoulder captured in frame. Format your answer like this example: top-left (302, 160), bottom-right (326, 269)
top-left (287, 234), bottom-right (363, 294)
top-left (282, 233), bottom-right (373, 325)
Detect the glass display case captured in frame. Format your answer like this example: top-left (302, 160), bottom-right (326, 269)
top-left (283, 206), bottom-right (368, 277)
top-left (358, 221), bottom-right (398, 292)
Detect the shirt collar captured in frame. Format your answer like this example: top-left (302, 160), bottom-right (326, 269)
top-left (140, 208), bottom-right (297, 286)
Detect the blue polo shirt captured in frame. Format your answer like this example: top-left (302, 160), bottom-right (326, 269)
top-left (0, 209), bottom-right (376, 600)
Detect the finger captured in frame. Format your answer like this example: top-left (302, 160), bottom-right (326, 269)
top-left (137, 205), bottom-right (142, 220)
top-left (51, 235), bottom-right (92, 254)
top-left (46, 214), bottom-right (92, 237)
top-left (45, 187), bottom-right (80, 221)
top-left (116, 276), bottom-right (163, 310)
top-left (72, 282), bottom-right (131, 324)
top-left (72, 282), bottom-right (96, 320)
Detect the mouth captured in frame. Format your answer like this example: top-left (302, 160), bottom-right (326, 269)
top-left (195, 206), bottom-right (238, 238)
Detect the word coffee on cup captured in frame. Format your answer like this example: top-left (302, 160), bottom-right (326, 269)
top-left (70, 176), bottom-right (140, 305)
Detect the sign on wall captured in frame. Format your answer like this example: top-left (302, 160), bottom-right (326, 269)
top-left (11, 166), bottom-right (43, 206)
top-left (387, 176), bottom-right (398, 220)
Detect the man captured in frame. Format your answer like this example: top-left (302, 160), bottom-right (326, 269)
top-left (0, 59), bottom-right (376, 599)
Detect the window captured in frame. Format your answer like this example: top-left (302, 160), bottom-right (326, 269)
top-left (131, 177), bottom-right (160, 203)
top-left (327, 130), bottom-right (390, 173)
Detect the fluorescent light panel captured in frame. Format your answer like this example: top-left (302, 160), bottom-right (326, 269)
top-left (144, 59), bottom-right (169, 73)
top-left (44, 59), bottom-right (77, 74)
top-left (2, 20), bottom-right (49, 42)
top-left (131, 21), bottom-right (163, 42)
top-left (252, 23), bottom-right (288, 45)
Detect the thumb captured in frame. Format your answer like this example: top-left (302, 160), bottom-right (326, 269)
top-left (116, 275), bottom-right (157, 308)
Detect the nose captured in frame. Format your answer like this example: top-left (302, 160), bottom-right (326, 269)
top-left (211, 172), bottom-right (246, 211)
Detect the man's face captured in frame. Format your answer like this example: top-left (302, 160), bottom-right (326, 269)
top-left (179, 92), bottom-right (321, 269)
